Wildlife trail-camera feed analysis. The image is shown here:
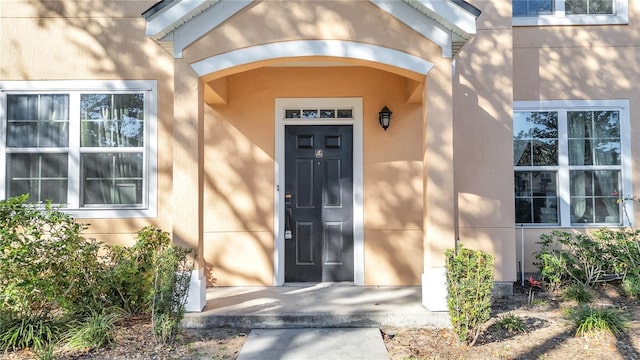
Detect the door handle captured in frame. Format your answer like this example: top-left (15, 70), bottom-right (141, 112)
top-left (285, 208), bottom-right (293, 240)
top-left (285, 194), bottom-right (293, 240)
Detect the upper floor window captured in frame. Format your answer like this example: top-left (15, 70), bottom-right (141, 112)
top-left (0, 81), bottom-right (157, 218)
top-left (566, 0), bottom-right (613, 14)
top-left (513, 0), bottom-right (554, 17)
top-left (513, 0), bottom-right (627, 25)
top-left (514, 100), bottom-right (631, 227)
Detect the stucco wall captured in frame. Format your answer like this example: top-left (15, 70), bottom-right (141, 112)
top-left (2, 0), bottom-right (520, 286)
top-left (0, 0), bottom-right (175, 245)
top-left (202, 66), bottom-right (424, 285)
top-left (511, 1), bottom-right (640, 273)
top-left (453, 0), bottom-right (516, 282)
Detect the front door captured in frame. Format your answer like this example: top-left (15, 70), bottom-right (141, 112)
top-left (284, 125), bottom-right (354, 282)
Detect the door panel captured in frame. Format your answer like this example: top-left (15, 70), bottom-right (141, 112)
top-left (296, 159), bottom-right (315, 207)
top-left (324, 159), bottom-right (342, 207)
top-left (285, 125), bottom-right (353, 282)
top-left (296, 222), bottom-right (314, 264)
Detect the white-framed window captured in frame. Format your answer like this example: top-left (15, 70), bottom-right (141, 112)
top-left (512, 0), bottom-right (628, 26)
top-left (0, 80), bottom-right (157, 218)
top-left (514, 100), bottom-right (631, 227)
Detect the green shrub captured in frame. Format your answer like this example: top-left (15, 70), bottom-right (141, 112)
top-left (621, 274), bottom-right (640, 298)
top-left (534, 230), bottom-right (625, 289)
top-left (495, 313), bottom-right (527, 333)
top-left (0, 195), bottom-right (104, 350)
top-left (445, 245), bottom-right (494, 346)
top-left (589, 228), bottom-right (640, 277)
top-left (102, 226), bottom-right (171, 315)
top-left (563, 283), bottom-right (595, 304)
top-left (566, 306), bottom-right (629, 337)
top-left (0, 195), bottom-right (104, 318)
top-left (152, 244), bottom-right (195, 344)
top-left (64, 309), bottom-right (121, 351)
top-left (0, 196), bottom-right (197, 353)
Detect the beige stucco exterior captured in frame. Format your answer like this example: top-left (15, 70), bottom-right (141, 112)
top-left (5, 0), bottom-right (640, 308)
top-left (201, 66), bottom-right (426, 285)
top-left (510, 1), bottom-right (640, 273)
top-left (454, 0), bottom-right (516, 283)
top-left (0, 0), bottom-right (175, 243)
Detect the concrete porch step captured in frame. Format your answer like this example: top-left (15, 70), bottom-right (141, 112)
top-left (182, 284), bottom-right (451, 329)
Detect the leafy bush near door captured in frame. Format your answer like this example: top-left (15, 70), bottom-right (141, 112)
top-left (0, 195), bottom-right (194, 353)
top-left (445, 245), bottom-right (494, 347)
top-left (152, 245), bottom-right (195, 344)
top-left (0, 195), bottom-right (104, 350)
top-left (102, 226), bottom-right (173, 315)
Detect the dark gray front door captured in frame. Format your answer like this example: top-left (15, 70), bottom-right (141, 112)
top-left (284, 125), bottom-right (354, 282)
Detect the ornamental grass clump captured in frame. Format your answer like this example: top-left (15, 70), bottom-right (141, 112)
top-left (446, 245), bottom-right (494, 346)
top-left (64, 309), bottom-right (122, 351)
top-left (0, 314), bottom-right (63, 352)
top-left (566, 305), bottom-right (630, 337)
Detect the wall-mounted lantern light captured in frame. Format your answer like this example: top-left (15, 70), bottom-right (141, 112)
top-left (378, 106), bottom-right (392, 131)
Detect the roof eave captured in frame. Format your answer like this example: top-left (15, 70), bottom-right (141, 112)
top-left (143, 0), bottom-right (219, 39)
top-left (142, 0), bottom-right (481, 58)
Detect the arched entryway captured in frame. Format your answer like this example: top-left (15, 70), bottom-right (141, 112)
top-left (142, 0), bottom-right (480, 312)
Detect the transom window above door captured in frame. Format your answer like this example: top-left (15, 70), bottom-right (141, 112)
top-left (285, 108), bottom-right (353, 119)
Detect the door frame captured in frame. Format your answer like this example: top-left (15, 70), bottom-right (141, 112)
top-left (274, 98), bottom-right (364, 286)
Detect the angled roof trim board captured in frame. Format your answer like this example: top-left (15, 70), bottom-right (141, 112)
top-left (369, 0), bottom-right (453, 58)
top-left (144, 0), bottom-right (219, 39)
top-left (172, 0), bottom-right (252, 58)
top-left (403, 0), bottom-right (478, 37)
top-left (142, 0), bottom-right (480, 60)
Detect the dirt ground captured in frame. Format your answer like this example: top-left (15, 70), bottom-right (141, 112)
top-left (382, 285), bottom-right (640, 360)
top-left (3, 284), bottom-right (639, 360)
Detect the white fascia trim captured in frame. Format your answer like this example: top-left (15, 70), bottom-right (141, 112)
top-left (0, 80), bottom-right (156, 92)
top-left (514, 99), bottom-right (629, 111)
top-left (145, 0), bottom-right (219, 38)
top-left (191, 40), bottom-right (434, 77)
top-left (513, 14), bottom-right (628, 26)
top-left (404, 0), bottom-right (477, 35)
top-left (173, 0), bottom-right (252, 58)
top-left (370, 0), bottom-right (452, 58)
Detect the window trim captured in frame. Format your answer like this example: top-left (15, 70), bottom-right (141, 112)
top-left (0, 80), bottom-right (158, 219)
top-left (513, 0), bottom-right (628, 26)
top-left (514, 99), bottom-right (632, 227)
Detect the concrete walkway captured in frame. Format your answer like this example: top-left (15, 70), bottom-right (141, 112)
top-left (183, 284), bottom-right (450, 329)
top-left (237, 328), bottom-right (389, 360)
